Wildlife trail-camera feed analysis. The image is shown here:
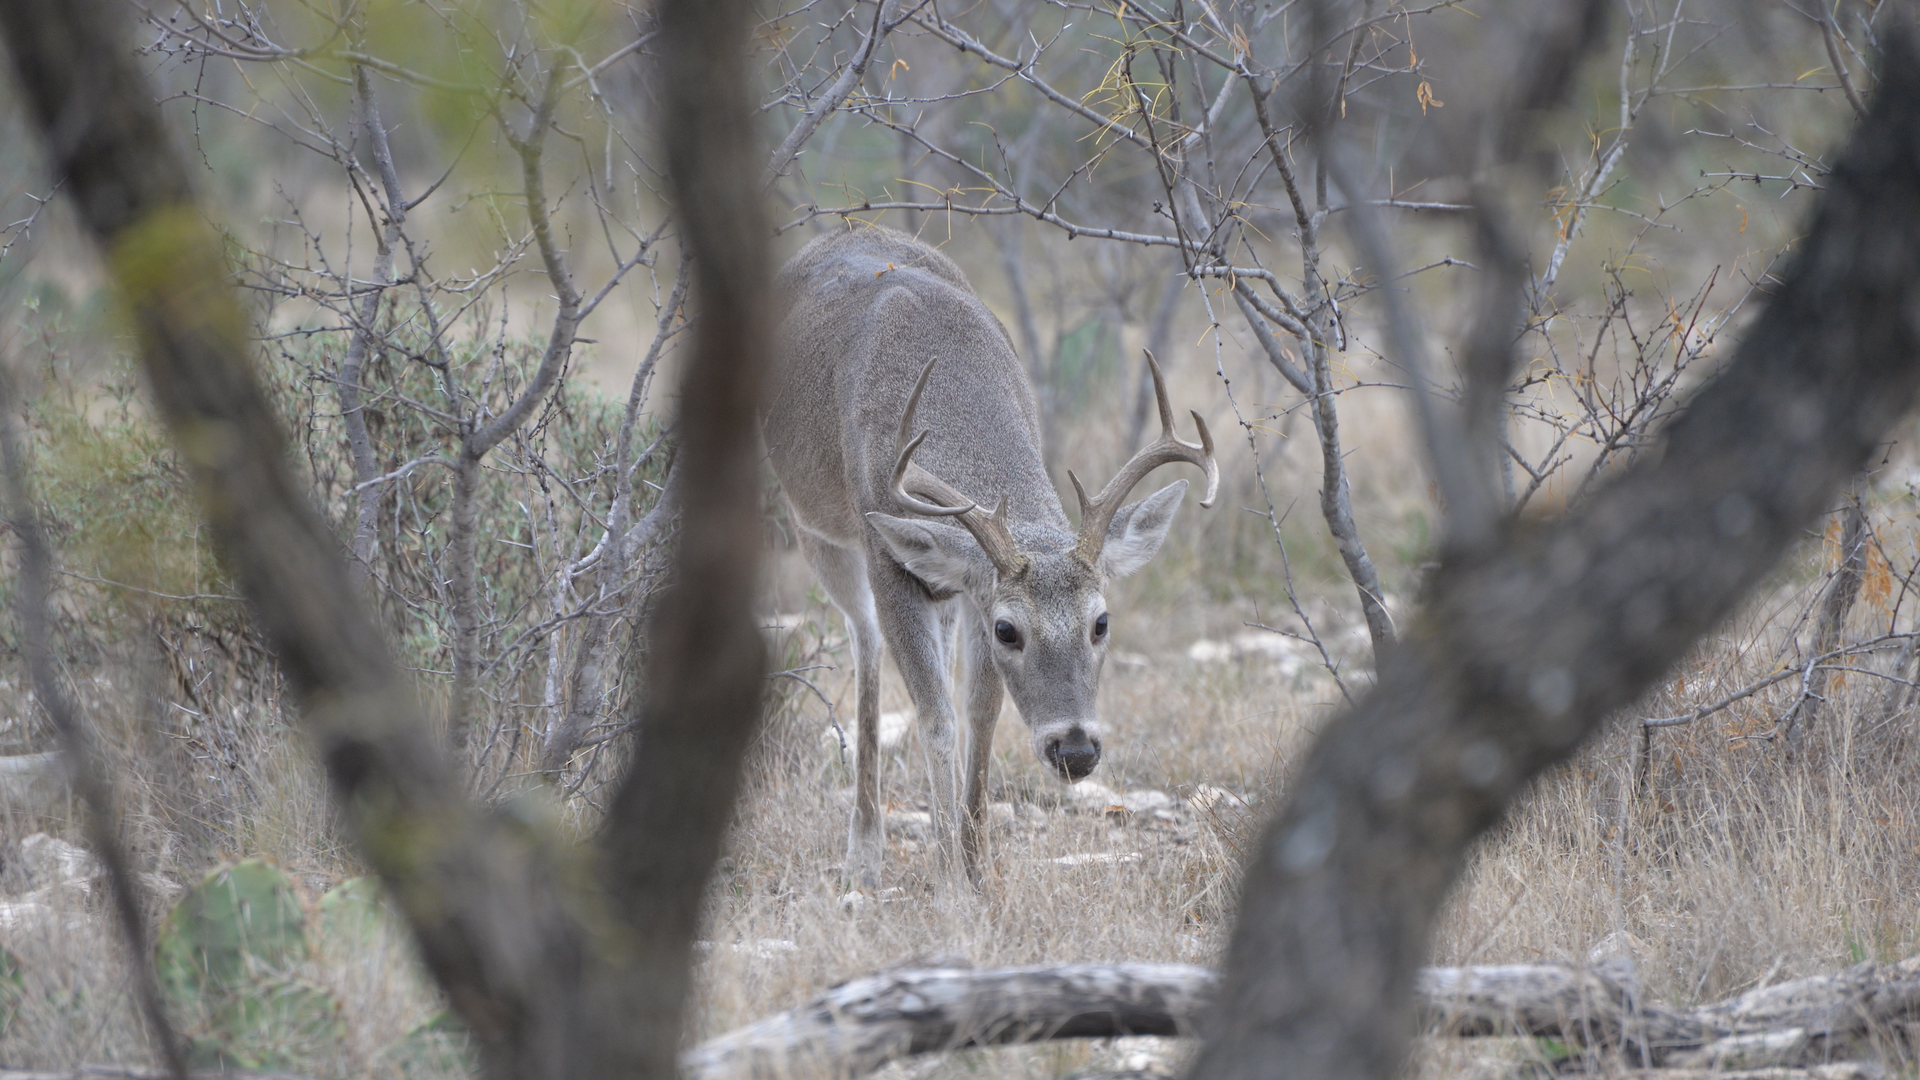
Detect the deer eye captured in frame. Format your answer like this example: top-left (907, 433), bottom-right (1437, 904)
top-left (1093, 613), bottom-right (1109, 641)
top-left (994, 619), bottom-right (1021, 648)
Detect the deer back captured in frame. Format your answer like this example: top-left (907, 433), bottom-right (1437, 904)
top-left (768, 227), bottom-right (1067, 544)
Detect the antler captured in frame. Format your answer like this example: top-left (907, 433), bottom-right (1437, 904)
top-left (891, 357), bottom-right (1026, 576)
top-left (1069, 350), bottom-right (1219, 564)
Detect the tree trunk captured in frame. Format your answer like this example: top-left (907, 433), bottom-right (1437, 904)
top-left (446, 452), bottom-right (483, 750)
top-left (1194, 26), bottom-right (1920, 1080)
top-left (584, 0), bottom-right (778, 1074)
top-left (336, 64), bottom-right (406, 578)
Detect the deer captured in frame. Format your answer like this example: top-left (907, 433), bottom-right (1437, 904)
top-left (766, 226), bottom-right (1217, 888)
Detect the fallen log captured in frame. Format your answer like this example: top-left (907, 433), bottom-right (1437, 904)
top-left (683, 963), bottom-right (1212, 1080)
top-left (685, 955), bottom-right (1920, 1080)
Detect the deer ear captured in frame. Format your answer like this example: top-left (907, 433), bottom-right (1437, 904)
top-left (867, 513), bottom-right (992, 595)
top-left (1098, 480), bottom-right (1187, 578)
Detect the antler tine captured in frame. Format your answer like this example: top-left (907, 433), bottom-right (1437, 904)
top-left (1074, 350), bottom-right (1220, 563)
top-left (891, 428), bottom-right (973, 518)
top-left (890, 358), bottom-right (1026, 575)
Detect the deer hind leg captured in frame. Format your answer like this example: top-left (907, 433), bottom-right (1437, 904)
top-left (868, 557), bottom-right (965, 887)
top-left (798, 529), bottom-right (884, 889)
top-left (957, 607), bottom-right (1004, 886)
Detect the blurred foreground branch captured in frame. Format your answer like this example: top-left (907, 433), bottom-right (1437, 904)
top-left (1195, 20), bottom-right (1920, 1080)
top-left (0, 0), bottom-right (595, 1073)
top-left (0, 2), bottom-right (773, 1080)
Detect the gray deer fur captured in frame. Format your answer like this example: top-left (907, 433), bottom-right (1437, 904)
top-left (766, 226), bottom-right (1216, 886)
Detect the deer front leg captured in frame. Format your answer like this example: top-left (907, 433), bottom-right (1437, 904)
top-left (848, 621), bottom-right (884, 889)
top-left (798, 530), bottom-right (885, 888)
top-left (870, 565), bottom-right (965, 888)
top-left (959, 610), bottom-right (1004, 885)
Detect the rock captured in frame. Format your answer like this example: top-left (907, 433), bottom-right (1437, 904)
top-left (0, 892), bottom-right (85, 935)
top-left (838, 887), bottom-right (906, 912)
top-left (1187, 785), bottom-right (1249, 813)
top-left (1050, 852), bottom-right (1143, 867)
top-left (1067, 783), bottom-right (1173, 816)
top-left (877, 712), bottom-right (910, 749)
top-left (825, 711), bottom-right (913, 753)
top-left (1185, 639), bottom-right (1231, 664)
top-left (821, 711), bottom-right (911, 758)
top-left (14, 833), bottom-right (100, 889)
top-left (0, 752), bottom-right (67, 813)
top-left (1119, 789), bottom-right (1173, 813)
top-left (1067, 780), bottom-right (1119, 808)
top-left (1230, 632), bottom-right (1306, 676)
top-left (1109, 1036), bottom-right (1178, 1076)
top-left (884, 811), bottom-right (933, 839)
top-left (693, 939), bottom-right (800, 961)
top-left (1187, 634), bottom-right (1310, 674)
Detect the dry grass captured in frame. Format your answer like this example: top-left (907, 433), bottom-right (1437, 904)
top-left (11, 490), bottom-right (1920, 1079)
top-left (687, 503), bottom-right (1920, 1080)
top-left (4, 253), bottom-right (1920, 1080)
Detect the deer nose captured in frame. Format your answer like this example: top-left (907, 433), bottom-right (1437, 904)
top-left (1046, 727), bottom-right (1101, 781)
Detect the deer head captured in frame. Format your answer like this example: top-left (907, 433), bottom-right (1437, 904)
top-left (867, 352), bottom-right (1218, 781)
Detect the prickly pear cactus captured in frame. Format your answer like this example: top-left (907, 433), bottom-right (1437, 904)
top-left (196, 976), bottom-right (346, 1070)
top-left (154, 859), bottom-right (346, 1070)
top-left (155, 858), bottom-right (307, 999)
top-left (0, 945), bottom-right (22, 1036)
top-left (383, 1010), bottom-right (477, 1080)
top-left (315, 875), bottom-right (385, 950)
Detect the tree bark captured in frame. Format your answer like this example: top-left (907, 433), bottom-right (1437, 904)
top-left (1193, 24), bottom-right (1920, 1080)
top-left (583, 0), bottom-right (777, 1075)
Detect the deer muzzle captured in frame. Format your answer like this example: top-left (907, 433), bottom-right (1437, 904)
top-left (1041, 725), bottom-right (1102, 781)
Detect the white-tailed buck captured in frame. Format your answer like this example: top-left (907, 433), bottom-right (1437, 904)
top-left (767, 226), bottom-right (1217, 886)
